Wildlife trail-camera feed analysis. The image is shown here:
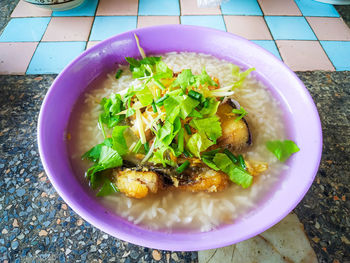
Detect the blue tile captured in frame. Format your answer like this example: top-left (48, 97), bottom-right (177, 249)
top-left (138, 0), bottom-right (180, 15)
top-left (221, 0), bottom-right (262, 15)
top-left (52, 0), bottom-right (98, 16)
top-left (320, 41), bottom-right (350, 71)
top-left (251, 40), bottom-right (282, 60)
top-left (26, 42), bottom-right (86, 74)
top-left (181, 16), bottom-right (226, 31)
top-left (89, 16), bottom-right (137, 41)
top-left (264, 16), bottom-right (317, 40)
top-left (294, 0), bottom-right (339, 17)
top-left (0, 18), bottom-right (50, 42)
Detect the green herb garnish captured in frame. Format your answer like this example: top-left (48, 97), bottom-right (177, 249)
top-left (99, 94), bottom-right (125, 128)
top-left (223, 149), bottom-right (238, 164)
top-left (266, 140), bottom-right (300, 162)
top-left (189, 116), bottom-right (222, 143)
top-left (183, 149), bottom-right (192, 158)
top-left (213, 153), bottom-right (252, 188)
top-left (154, 79), bottom-right (166, 90)
top-left (132, 139), bottom-right (143, 153)
top-left (96, 178), bottom-right (119, 197)
top-left (184, 124), bottom-right (192, 135)
top-left (231, 107), bottom-right (247, 121)
top-left (115, 69), bottom-right (123, 79)
top-left (176, 128), bottom-right (185, 156)
top-left (151, 100), bottom-right (157, 113)
top-left (237, 154), bottom-right (246, 170)
top-left (188, 90), bottom-right (202, 101)
top-left (176, 160), bottom-right (190, 173)
top-left (186, 132), bottom-right (214, 158)
top-left (155, 94), bottom-right (169, 105)
top-left (143, 142), bottom-right (150, 154)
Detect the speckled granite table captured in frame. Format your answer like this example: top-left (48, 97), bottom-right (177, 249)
top-left (1, 2), bottom-right (350, 263)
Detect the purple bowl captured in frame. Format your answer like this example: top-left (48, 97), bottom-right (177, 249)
top-left (38, 25), bottom-right (322, 251)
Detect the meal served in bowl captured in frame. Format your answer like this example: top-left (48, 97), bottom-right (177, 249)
top-left (67, 36), bottom-right (299, 232)
top-left (38, 25), bottom-right (321, 250)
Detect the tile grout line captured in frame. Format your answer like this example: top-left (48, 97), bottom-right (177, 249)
top-left (254, 0), bottom-right (284, 63)
top-left (220, 4), bottom-right (227, 32)
top-left (8, 0), bottom-right (19, 18)
top-left (85, 0), bottom-right (100, 49)
top-left (24, 16), bottom-right (52, 75)
top-left (24, 0), bottom-right (97, 74)
top-left (304, 16), bottom-right (336, 71)
top-left (136, 0), bottom-right (140, 28)
top-left (178, 0), bottom-right (182, 17)
top-left (219, 2), bottom-right (225, 32)
top-left (292, 0), bottom-right (303, 16)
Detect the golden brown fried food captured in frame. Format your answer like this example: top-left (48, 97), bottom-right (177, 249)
top-left (114, 169), bottom-right (160, 199)
top-left (176, 170), bottom-right (229, 193)
top-left (113, 166), bottom-right (230, 198)
top-left (216, 102), bottom-right (251, 150)
top-left (245, 160), bottom-right (268, 176)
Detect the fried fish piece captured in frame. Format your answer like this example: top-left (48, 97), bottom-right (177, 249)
top-left (113, 165), bottom-right (230, 198)
top-left (114, 169), bottom-right (160, 199)
top-left (216, 100), bottom-right (251, 150)
top-left (176, 169), bottom-right (229, 193)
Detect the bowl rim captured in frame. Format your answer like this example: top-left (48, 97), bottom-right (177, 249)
top-left (38, 24), bottom-right (323, 251)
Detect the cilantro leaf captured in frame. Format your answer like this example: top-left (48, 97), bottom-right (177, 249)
top-left (87, 164), bottom-right (105, 189)
top-left (163, 96), bottom-right (181, 123)
top-left (82, 145), bottom-right (102, 162)
top-left (96, 178), bottom-right (119, 197)
top-left (195, 68), bottom-right (218, 87)
top-left (98, 145), bottom-right (123, 169)
top-left (83, 132), bottom-right (125, 191)
top-left (213, 153), bottom-right (252, 188)
top-left (231, 107), bottom-right (247, 122)
top-left (170, 69), bottom-right (195, 90)
top-left (140, 56), bottom-right (161, 65)
top-left (99, 94), bottom-right (124, 128)
top-left (157, 120), bottom-right (174, 145)
top-left (82, 138), bottom-right (113, 162)
top-left (111, 126), bottom-right (129, 156)
top-left (154, 61), bottom-right (173, 80)
top-left (125, 57), bottom-right (140, 70)
top-left (163, 94), bottom-right (199, 121)
top-left (180, 96), bottom-right (200, 119)
top-left (134, 85), bottom-right (154, 106)
top-left (188, 109), bottom-right (203, 118)
top-left (189, 116), bottom-right (222, 143)
top-left (85, 144), bottom-right (123, 189)
top-left (149, 146), bottom-right (176, 167)
top-left (199, 97), bottom-right (220, 117)
top-left (125, 56), bottom-right (161, 79)
top-left (266, 140), bottom-right (300, 162)
top-left (231, 64), bottom-right (255, 88)
top-left (156, 117), bottom-right (181, 148)
top-left (186, 132), bottom-right (214, 158)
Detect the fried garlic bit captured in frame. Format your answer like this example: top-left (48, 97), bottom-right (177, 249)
top-left (245, 160), bottom-right (268, 176)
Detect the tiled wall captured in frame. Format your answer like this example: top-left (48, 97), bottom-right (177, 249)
top-left (0, 0), bottom-right (350, 74)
